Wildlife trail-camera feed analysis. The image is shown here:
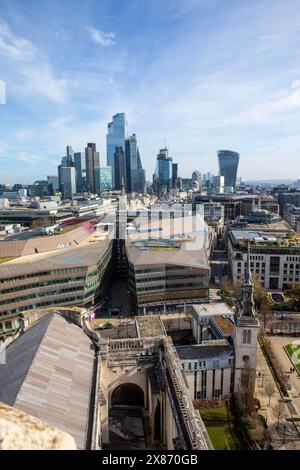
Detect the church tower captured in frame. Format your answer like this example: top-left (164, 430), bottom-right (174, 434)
top-left (234, 243), bottom-right (260, 394)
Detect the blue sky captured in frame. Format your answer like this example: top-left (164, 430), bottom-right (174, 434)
top-left (1, 0), bottom-right (300, 184)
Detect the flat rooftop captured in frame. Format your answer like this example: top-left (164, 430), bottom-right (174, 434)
top-left (136, 316), bottom-right (166, 337)
top-left (125, 215), bottom-right (210, 270)
top-left (192, 303), bottom-right (234, 318)
top-left (211, 315), bottom-right (235, 335)
top-left (176, 340), bottom-right (233, 360)
top-left (229, 230), bottom-right (300, 248)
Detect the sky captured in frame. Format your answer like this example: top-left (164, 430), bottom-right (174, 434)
top-left (1, 0), bottom-right (300, 184)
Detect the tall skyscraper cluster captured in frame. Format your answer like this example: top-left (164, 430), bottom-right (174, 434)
top-left (56, 112), bottom-right (147, 199)
top-left (106, 112), bottom-right (146, 193)
top-left (55, 113), bottom-right (240, 200)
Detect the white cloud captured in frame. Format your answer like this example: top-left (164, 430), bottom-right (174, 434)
top-left (48, 116), bottom-right (73, 129)
top-left (0, 22), bottom-right (68, 102)
top-left (14, 129), bottom-right (34, 140)
top-left (0, 23), bottom-right (37, 61)
top-left (16, 63), bottom-right (68, 102)
top-left (15, 151), bottom-right (43, 165)
top-left (87, 27), bottom-right (116, 46)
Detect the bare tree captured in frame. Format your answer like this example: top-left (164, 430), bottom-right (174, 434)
top-left (236, 361), bottom-right (255, 416)
top-left (250, 422), bottom-right (271, 449)
top-left (265, 381), bottom-right (276, 406)
top-left (260, 302), bottom-right (272, 329)
top-left (273, 401), bottom-right (288, 430)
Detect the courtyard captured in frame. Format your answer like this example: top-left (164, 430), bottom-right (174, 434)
top-left (199, 406), bottom-right (246, 450)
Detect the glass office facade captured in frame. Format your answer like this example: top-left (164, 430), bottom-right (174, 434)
top-left (217, 150), bottom-right (240, 190)
top-left (100, 166), bottom-right (112, 192)
top-left (106, 113), bottom-right (128, 186)
top-left (156, 148), bottom-right (173, 190)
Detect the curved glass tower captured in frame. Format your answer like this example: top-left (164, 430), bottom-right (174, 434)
top-left (217, 150), bottom-right (239, 190)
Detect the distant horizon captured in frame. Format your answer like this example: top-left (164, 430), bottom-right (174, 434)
top-left (0, 176), bottom-right (298, 187)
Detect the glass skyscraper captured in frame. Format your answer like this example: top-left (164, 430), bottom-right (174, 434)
top-left (100, 167), bottom-right (112, 192)
top-left (217, 150), bottom-right (240, 191)
top-left (106, 113), bottom-right (128, 186)
top-left (125, 133), bottom-right (145, 193)
top-left (74, 152), bottom-right (86, 193)
top-left (61, 166), bottom-right (76, 200)
top-left (156, 147), bottom-right (173, 190)
top-left (85, 143), bottom-right (100, 194)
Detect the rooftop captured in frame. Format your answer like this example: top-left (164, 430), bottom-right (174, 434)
top-left (0, 313), bottom-right (95, 450)
top-left (211, 315), bottom-right (235, 335)
top-left (125, 215), bottom-right (210, 270)
top-left (0, 237), bottom-right (111, 280)
top-left (176, 340), bottom-right (233, 360)
top-left (230, 230), bottom-right (300, 248)
top-left (136, 316), bottom-right (166, 337)
top-left (0, 221), bottom-right (97, 258)
top-left (192, 303), bottom-right (234, 318)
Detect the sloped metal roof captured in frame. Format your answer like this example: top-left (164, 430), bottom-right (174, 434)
top-left (0, 314), bottom-right (95, 449)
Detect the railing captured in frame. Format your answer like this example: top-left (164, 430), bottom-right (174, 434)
top-left (160, 336), bottom-right (213, 450)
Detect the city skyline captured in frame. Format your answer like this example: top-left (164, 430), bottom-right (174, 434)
top-left (1, 0), bottom-right (300, 183)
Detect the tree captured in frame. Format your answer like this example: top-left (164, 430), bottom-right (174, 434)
top-left (265, 381), bottom-right (276, 406)
top-left (260, 302), bottom-right (272, 329)
top-left (220, 276), bottom-right (242, 308)
top-left (250, 421), bottom-right (271, 449)
top-left (273, 401), bottom-right (288, 430)
top-left (236, 360), bottom-right (255, 416)
top-left (287, 284), bottom-right (300, 310)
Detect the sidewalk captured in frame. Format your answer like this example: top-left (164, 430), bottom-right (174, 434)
top-left (268, 336), bottom-right (300, 411)
top-left (255, 342), bottom-right (300, 449)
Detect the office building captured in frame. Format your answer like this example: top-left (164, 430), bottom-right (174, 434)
top-left (217, 150), bottom-right (240, 192)
top-left (227, 229), bottom-right (300, 290)
top-left (106, 113), bottom-right (128, 187)
top-left (277, 192), bottom-right (300, 216)
top-left (0, 225), bottom-right (114, 336)
top-left (114, 146), bottom-right (126, 191)
top-left (28, 181), bottom-right (54, 197)
top-left (192, 171), bottom-right (202, 190)
top-left (212, 175), bottom-right (225, 194)
top-left (74, 152), bottom-right (86, 193)
top-left (155, 147), bottom-right (173, 191)
top-left (125, 214), bottom-right (210, 312)
top-left (125, 133), bottom-right (146, 193)
top-left (47, 176), bottom-right (59, 192)
top-left (284, 204), bottom-right (300, 230)
top-left (85, 143), bottom-right (100, 194)
top-left (172, 163), bottom-right (178, 189)
top-left (100, 167), bottom-right (113, 192)
top-left (61, 166), bottom-right (76, 199)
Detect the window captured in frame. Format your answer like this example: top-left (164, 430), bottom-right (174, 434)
top-left (243, 329), bottom-right (251, 344)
